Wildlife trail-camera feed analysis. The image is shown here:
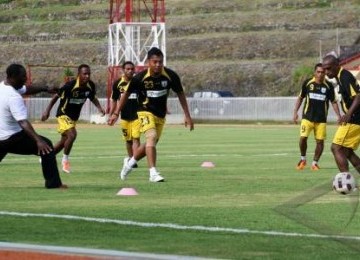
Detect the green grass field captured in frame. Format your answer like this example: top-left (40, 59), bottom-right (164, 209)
top-left (0, 123), bottom-right (359, 259)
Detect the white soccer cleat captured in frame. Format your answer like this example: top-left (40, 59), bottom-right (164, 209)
top-left (120, 157), bottom-right (132, 180)
top-left (149, 172), bottom-right (164, 182)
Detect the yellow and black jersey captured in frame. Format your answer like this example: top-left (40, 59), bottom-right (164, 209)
top-left (111, 76), bottom-right (138, 121)
top-left (336, 68), bottom-right (360, 124)
top-left (56, 78), bottom-right (96, 121)
top-left (127, 67), bottom-right (183, 118)
top-left (299, 77), bottom-right (336, 123)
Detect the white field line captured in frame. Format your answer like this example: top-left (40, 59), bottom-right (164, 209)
top-left (0, 242), bottom-right (207, 260)
top-left (0, 242), bottom-right (208, 260)
top-left (1, 211), bottom-right (360, 242)
top-left (3, 153), bottom-right (294, 162)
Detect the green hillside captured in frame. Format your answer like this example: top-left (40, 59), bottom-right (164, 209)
top-left (0, 0), bottom-right (359, 96)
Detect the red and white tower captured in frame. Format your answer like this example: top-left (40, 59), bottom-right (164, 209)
top-left (107, 0), bottom-right (166, 108)
top-left (108, 0), bottom-right (166, 88)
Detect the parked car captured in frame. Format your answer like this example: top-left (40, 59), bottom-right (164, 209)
top-left (192, 91), bottom-right (234, 98)
top-left (190, 91), bottom-right (234, 115)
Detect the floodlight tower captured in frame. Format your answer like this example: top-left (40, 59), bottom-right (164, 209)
top-left (108, 0), bottom-right (166, 89)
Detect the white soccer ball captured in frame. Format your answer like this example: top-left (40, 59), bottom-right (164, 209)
top-left (332, 172), bottom-right (357, 195)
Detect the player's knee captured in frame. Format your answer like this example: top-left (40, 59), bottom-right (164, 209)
top-left (66, 128), bottom-right (77, 140)
top-left (299, 136), bottom-right (307, 142)
top-left (145, 129), bottom-right (158, 147)
top-left (331, 143), bottom-right (343, 154)
top-left (315, 139), bottom-right (324, 145)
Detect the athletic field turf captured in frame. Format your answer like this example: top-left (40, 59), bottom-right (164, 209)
top-left (0, 123), bottom-right (359, 259)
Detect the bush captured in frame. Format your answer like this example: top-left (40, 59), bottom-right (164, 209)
top-left (292, 64), bottom-right (313, 89)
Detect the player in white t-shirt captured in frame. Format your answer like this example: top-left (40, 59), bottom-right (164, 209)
top-left (0, 64), bottom-right (67, 189)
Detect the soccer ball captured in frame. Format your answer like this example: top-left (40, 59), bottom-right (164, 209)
top-left (332, 172), bottom-right (357, 195)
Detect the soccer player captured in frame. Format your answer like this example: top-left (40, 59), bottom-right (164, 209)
top-left (293, 63), bottom-right (341, 170)
top-left (322, 55), bottom-right (360, 175)
top-left (41, 64), bottom-right (105, 173)
top-left (0, 64), bottom-right (66, 189)
top-left (109, 61), bottom-right (140, 168)
top-left (108, 47), bottom-right (194, 182)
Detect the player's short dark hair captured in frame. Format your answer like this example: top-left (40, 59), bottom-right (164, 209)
top-left (323, 55), bottom-right (339, 65)
top-left (122, 61), bottom-right (135, 69)
top-left (6, 64), bottom-right (26, 78)
top-left (78, 64), bottom-right (90, 73)
top-left (147, 47), bottom-right (163, 59)
top-left (314, 63), bottom-right (322, 70)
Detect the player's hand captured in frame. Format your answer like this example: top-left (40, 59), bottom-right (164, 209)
top-left (336, 115), bottom-right (342, 125)
top-left (99, 108), bottom-right (106, 117)
top-left (339, 114), bottom-right (351, 125)
top-left (293, 113), bottom-right (298, 124)
top-left (36, 139), bottom-right (53, 155)
top-left (46, 85), bottom-right (59, 94)
top-left (107, 114), bottom-right (119, 126)
top-left (184, 116), bottom-right (194, 131)
top-left (41, 112), bottom-right (49, 121)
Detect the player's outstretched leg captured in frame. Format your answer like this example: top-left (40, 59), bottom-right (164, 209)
top-left (120, 157), bottom-right (133, 180)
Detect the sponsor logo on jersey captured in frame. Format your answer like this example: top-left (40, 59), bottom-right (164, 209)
top-left (146, 89), bottom-right (167, 97)
top-left (309, 93), bottom-right (326, 101)
top-left (69, 98), bottom-right (86, 104)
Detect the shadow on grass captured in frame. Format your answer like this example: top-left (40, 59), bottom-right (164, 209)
top-left (274, 180), bottom-right (360, 252)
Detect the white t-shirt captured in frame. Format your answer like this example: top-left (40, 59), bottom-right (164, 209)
top-left (18, 85), bottom-right (27, 95)
top-left (0, 81), bottom-right (28, 140)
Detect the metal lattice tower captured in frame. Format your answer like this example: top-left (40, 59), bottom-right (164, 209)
top-left (108, 0), bottom-right (166, 69)
top-left (107, 0), bottom-right (166, 105)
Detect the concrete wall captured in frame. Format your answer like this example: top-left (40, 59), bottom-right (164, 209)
top-left (25, 97), bottom-right (340, 124)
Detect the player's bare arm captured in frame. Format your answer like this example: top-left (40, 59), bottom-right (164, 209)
top-left (24, 85), bottom-right (59, 95)
top-left (293, 97), bottom-right (303, 124)
top-left (107, 91), bottom-right (131, 126)
top-left (177, 91), bottom-right (194, 131)
top-left (108, 99), bottom-right (117, 116)
top-left (340, 94), bottom-right (360, 124)
top-left (41, 94), bottom-right (59, 121)
top-left (331, 101), bottom-right (341, 124)
top-left (92, 98), bottom-right (106, 116)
